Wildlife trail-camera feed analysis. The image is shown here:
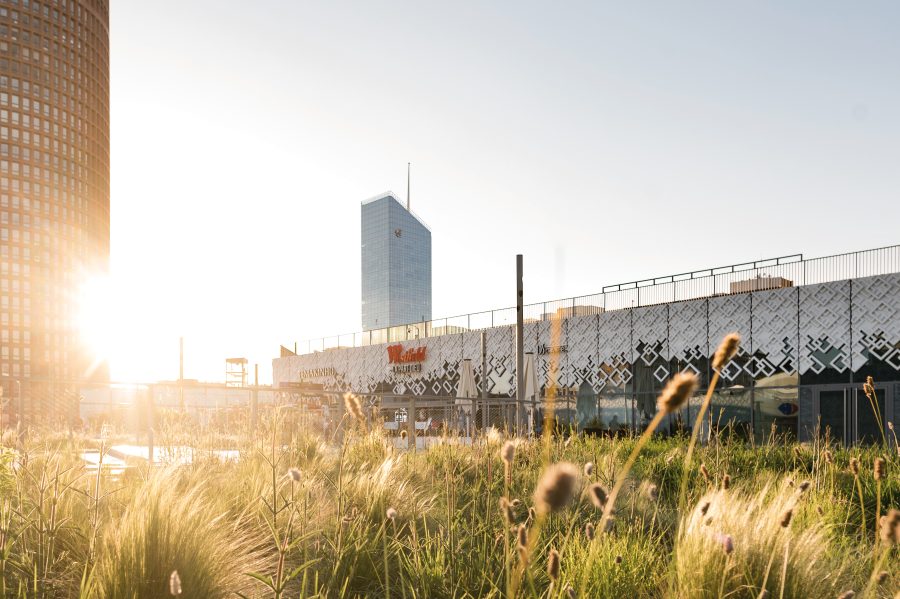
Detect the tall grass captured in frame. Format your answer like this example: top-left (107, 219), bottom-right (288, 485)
top-left (93, 468), bottom-right (268, 599)
top-left (0, 405), bottom-right (897, 598)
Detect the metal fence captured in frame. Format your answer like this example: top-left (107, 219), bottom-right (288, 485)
top-left (292, 244), bottom-right (900, 353)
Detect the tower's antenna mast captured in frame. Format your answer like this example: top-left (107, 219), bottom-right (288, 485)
top-left (406, 162), bottom-right (411, 211)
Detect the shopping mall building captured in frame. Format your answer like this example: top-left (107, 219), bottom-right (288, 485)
top-left (274, 246), bottom-right (900, 443)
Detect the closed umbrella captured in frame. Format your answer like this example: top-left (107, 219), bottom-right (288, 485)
top-left (455, 359), bottom-right (478, 438)
top-left (523, 353), bottom-right (539, 435)
top-left (455, 359), bottom-right (478, 411)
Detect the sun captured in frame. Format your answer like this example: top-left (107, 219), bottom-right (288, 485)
top-left (76, 275), bottom-right (119, 366)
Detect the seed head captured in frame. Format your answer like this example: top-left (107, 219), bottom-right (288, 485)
top-left (876, 571), bottom-right (889, 584)
top-left (499, 497), bottom-right (514, 524)
top-left (386, 507), bottom-right (398, 521)
top-left (614, 555), bottom-right (623, 565)
top-left (583, 462), bottom-right (594, 477)
top-left (823, 450), bottom-right (834, 464)
top-left (511, 498), bottom-right (522, 508)
top-left (547, 548), bottom-right (560, 581)
top-left (715, 532), bottom-right (734, 555)
top-left (587, 483), bottom-right (607, 510)
top-left (874, 457), bottom-right (886, 481)
top-left (837, 591), bottom-right (855, 599)
top-left (849, 458), bottom-right (860, 476)
top-left (169, 571), bottom-right (182, 596)
top-left (878, 509), bottom-right (900, 544)
top-left (500, 441), bottom-right (516, 465)
top-left (565, 585), bottom-right (577, 599)
top-left (700, 464), bottom-right (711, 484)
top-left (287, 468), bottom-right (301, 482)
top-left (713, 333), bottom-right (741, 371)
top-left (584, 522), bottom-right (595, 540)
top-left (863, 376), bottom-right (875, 400)
top-left (657, 372), bottom-right (698, 414)
top-left (699, 500), bottom-right (711, 516)
top-left (722, 474), bottom-right (731, 490)
top-left (779, 508), bottom-right (793, 528)
top-left (798, 480), bottom-right (811, 494)
top-left (400, 429), bottom-right (408, 440)
top-left (645, 483), bottom-right (659, 502)
top-left (888, 421), bottom-right (895, 432)
top-left (517, 523), bottom-right (528, 549)
top-left (534, 462), bottom-right (580, 514)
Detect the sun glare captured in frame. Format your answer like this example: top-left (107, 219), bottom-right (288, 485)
top-left (77, 275), bottom-right (119, 364)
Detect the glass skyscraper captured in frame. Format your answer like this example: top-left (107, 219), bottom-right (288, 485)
top-left (361, 192), bottom-right (431, 331)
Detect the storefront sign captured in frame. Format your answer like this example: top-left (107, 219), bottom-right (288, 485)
top-left (299, 367), bottom-right (336, 379)
top-left (387, 344), bottom-right (426, 364)
top-left (387, 344), bottom-right (426, 374)
top-left (537, 344), bottom-right (568, 355)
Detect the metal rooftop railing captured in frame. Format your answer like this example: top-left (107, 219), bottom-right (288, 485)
top-left (286, 244), bottom-right (900, 355)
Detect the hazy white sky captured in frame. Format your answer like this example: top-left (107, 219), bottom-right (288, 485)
top-left (105, 0), bottom-right (900, 383)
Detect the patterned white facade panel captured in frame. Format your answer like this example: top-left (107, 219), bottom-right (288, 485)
top-left (597, 309), bottom-right (632, 392)
top-left (436, 334), bottom-right (464, 396)
top-left (362, 343), bottom-right (390, 393)
top-left (535, 320), bottom-right (567, 391)
top-left (750, 287), bottom-right (799, 377)
top-left (329, 347), bottom-right (351, 391)
top-left (668, 299), bottom-right (707, 378)
top-left (486, 325), bottom-right (515, 396)
top-left (271, 274), bottom-right (900, 399)
top-left (632, 304), bottom-right (670, 385)
top-left (851, 273), bottom-right (900, 373)
top-left (567, 315), bottom-right (598, 393)
top-left (708, 294), bottom-right (752, 382)
top-left (799, 280), bottom-right (851, 375)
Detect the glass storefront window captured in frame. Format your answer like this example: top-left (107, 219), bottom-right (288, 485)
top-left (708, 386), bottom-right (752, 440)
top-left (753, 386), bottom-right (799, 442)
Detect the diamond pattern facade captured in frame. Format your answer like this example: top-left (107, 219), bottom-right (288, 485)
top-left (275, 275), bottom-right (900, 395)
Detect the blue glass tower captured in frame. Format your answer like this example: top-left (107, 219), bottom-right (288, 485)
top-left (361, 193), bottom-right (432, 331)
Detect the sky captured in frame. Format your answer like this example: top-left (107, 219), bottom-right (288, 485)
top-left (103, 0), bottom-right (900, 384)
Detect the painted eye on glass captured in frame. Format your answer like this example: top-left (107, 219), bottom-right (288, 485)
top-left (394, 229), bottom-right (402, 238)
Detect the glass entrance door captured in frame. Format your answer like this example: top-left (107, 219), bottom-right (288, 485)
top-left (815, 384), bottom-right (890, 445)
top-left (856, 385), bottom-right (887, 445)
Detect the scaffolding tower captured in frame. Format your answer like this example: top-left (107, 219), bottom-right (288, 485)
top-left (225, 358), bottom-right (248, 388)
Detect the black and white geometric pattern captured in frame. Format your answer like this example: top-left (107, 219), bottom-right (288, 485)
top-left (597, 309), bottom-right (632, 392)
top-left (275, 274), bottom-right (900, 395)
top-left (852, 273), bottom-right (900, 372)
top-left (799, 281), bottom-right (851, 375)
top-left (749, 287), bottom-right (799, 377)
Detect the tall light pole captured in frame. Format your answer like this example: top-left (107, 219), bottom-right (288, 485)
top-left (516, 254), bottom-right (525, 434)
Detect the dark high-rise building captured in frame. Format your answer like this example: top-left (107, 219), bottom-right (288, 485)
top-left (361, 192), bottom-right (431, 332)
top-left (0, 0), bottom-right (110, 423)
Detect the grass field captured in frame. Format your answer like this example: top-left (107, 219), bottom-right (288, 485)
top-left (1, 403), bottom-right (898, 599)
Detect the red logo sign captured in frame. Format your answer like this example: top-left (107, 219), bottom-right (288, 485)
top-left (387, 344), bottom-right (426, 364)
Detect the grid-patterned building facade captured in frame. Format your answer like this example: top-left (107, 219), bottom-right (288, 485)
top-left (361, 193), bottom-right (431, 331)
top-left (0, 0), bottom-right (110, 423)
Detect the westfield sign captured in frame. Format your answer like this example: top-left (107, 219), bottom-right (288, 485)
top-left (387, 344), bottom-right (426, 373)
top-left (387, 344), bottom-right (426, 364)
